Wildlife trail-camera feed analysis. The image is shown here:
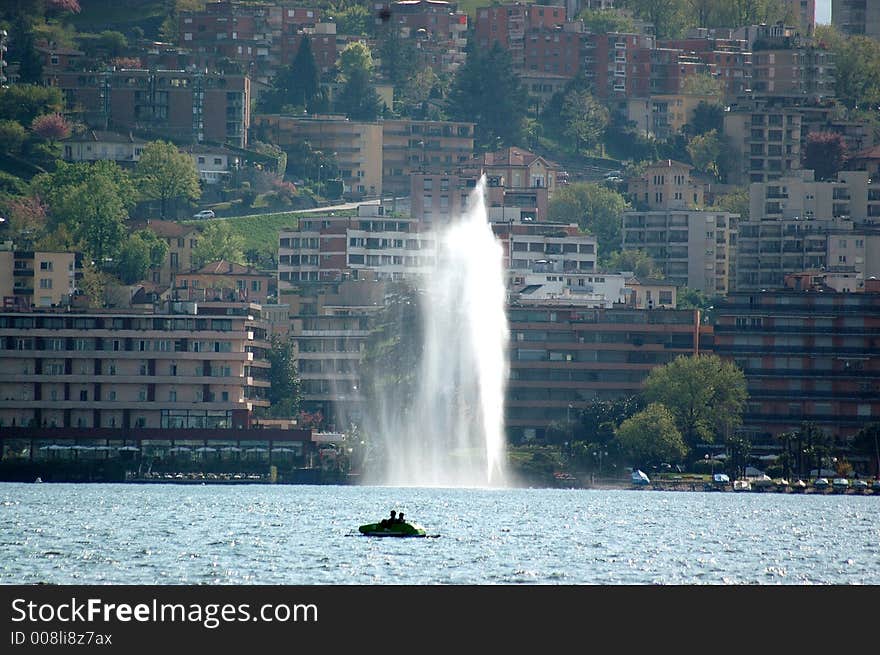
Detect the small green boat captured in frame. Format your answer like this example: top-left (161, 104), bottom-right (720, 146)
top-left (358, 521), bottom-right (427, 537)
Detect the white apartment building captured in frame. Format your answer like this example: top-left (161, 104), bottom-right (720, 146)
top-left (622, 210), bottom-right (738, 294)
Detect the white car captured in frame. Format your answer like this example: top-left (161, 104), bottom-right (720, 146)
top-left (193, 210), bottom-right (215, 219)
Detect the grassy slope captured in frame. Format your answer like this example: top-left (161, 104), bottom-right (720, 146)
top-left (183, 210), bottom-right (302, 256)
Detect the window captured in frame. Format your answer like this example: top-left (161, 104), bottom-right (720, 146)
top-left (40, 261), bottom-right (53, 271)
top-left (39, 279), bottom-right (53, 289)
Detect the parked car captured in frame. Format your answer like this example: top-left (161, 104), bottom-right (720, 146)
top-left (193, 210), bottom-right (215, 219)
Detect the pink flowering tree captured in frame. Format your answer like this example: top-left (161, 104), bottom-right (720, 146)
top-left (47, 0), bottom-right (82, 14)
top-left (31, 113), bottom-right (71, 146)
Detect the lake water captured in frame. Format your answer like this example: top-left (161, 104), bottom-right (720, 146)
top-left (1, 483), bottom-right (878, 585)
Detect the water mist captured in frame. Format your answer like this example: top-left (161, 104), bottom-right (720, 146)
top-left (366, 176), bottom-right (509, 487)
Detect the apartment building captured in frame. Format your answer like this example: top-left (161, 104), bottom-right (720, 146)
top-left (373, 0), bottom-right (469, 76)
top-left (179, 2), bottom-right (322, 82)
top-left (622, 209), bottom-right (738, 294)
top-left (832, 0), bottom-right (880, 39)
top-left (494, 220), bottom-right (598, 280)
top-left (278, 205), bottom-right (434, 290)
top-left (660, 31), bottom-right (752, 101)
top-left (736, 169), bottom-right (880, 291)
top-left (173, 261), bottom-right (275, 304)
top-left (506, 303), bottom-right (703, 441)
top-left (135, 220), bottom-right (200, 287)
top-left (0, 301), bottom-right (271, 431)
top-left (51, 68), bottom-right (251, 147)
top-left (289, 278), bottom-right (387, 429)
top-left (750, 44), bottom-right (834, 100)
top-left (713, 280), bottom-right (880, 442)
top-left (589, 32), bottom-right (654, 106)
top-left (723, 98), bottom-right (803, 185)
top-left (0, 249), bottom-right (81, 310)
top-left (252, 114), bottom-right (383, 199)
top-left (475, 3), bottom-right (567, 71)
top-left (381, 119), bottom-right (475, 197)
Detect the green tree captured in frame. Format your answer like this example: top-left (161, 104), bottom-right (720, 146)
top-left (377, 23), bottom-right (419, 91)
top-left (192, 221), bottom-right (245, 268)
top-left (615, 403), bottom-right (688, 467)
top-left (547, 182), bottom-right (628, 255)
top-left (32, 160), bottom-right (137, 217)
top-left (261, 35), bottom-right (322, 113)
top-left (677, 287), bottom-right (720, 323)
top-left (117, 230), bottom-right (169, 284)
top-left (681, 72), bottom-right (725, 97)
top-left (448, 41), bottom-right (527, 148)
top-left (816, 27), bottom-right (880, 110)
top-left (336, 41), bottom-right (374, 82)
top-left (0, 84), bottom-right (64, 125)
top-left (686, 101), bottom-right (724, 137)
top-left (604, 249), bottom-right (664, 279)
top-left (10, 16), bottom-right (43, 84)
top-left (328, 2), bottom-right (371, 36)
top-left (577, 396), bottom-right (644, 445)
top-left (643, 354), bottom-right (748, 449)
top-left (617, 0), bottom-right (686, 38)
top-left (576, 8), bottom-right (635, 33)
top-left (265, 334), bottom-right (303, 417)
top-left (0, 120), bottom-right (28, 155)
top-left (134, 141), bottom-right (201, 219)
top-left (561, 90), bottom-right (609, 155)
top-left (711, 187), bottom-right (749, 221)
top-left (55, 175), bottom-right (128, 265)
top-left (686, 129), bottom-right (722, 178)
top-left (803, 131), bottom-right (847, 181)
top-left (335, 67), bottom-right (383, 121)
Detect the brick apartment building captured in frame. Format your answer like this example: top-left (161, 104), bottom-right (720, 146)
top-left (51, 68), bottom-right (251, 147)
top-left (713, 278), bottom-right (880, 442)
top-left (506, 303), bottom-right (704, 441)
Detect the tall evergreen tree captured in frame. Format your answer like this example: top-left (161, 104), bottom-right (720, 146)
top-left (335, 67), bottom-right (382, 121)
top-left (261, 35), bottom-right (321, 112)
top-left (447, 41), bottom-right (527, 149)
top-left (11, 16), bottom-right (43, 85)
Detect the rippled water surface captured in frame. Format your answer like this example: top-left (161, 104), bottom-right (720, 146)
top-left (1, 483), bottom-right (878, 584)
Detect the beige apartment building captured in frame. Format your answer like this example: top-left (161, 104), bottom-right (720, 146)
top-left (737, 169), bottom-right (880, 290)
top-left (135, 220), bottom-right (200, 287)
top-left (0, 248), bottom-right (80, 310)
top-left (381, 119), bottom-right (475, 197)
top-left (0, 301), bottom-right (271, 431)
top-left (252, 114), bottom-right (384, 199)
top-left (723, 99), bottom-right (803, 185)
top-left (626, 159), bottom-right (705, 211)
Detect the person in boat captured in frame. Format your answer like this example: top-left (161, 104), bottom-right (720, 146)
top-left (396, 512), bottom-right (405, 525)
top-left (381, 510), bottom-right (397, 528)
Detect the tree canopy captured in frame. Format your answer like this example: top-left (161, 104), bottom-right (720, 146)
top-left (803, 131), bottom-right (847, 181)
top-left (615, 402), bottom-right (688, 466)
top-left (643, 354), bottom-right (748, 448)
top-left (192, 221), bottom-right (246, 269)
top-left (134, 141), bottom-right (201, 219)
top-left (547, 182), bottom-right (628, 256)
top-left (447, 41), bottom-right (527, 149)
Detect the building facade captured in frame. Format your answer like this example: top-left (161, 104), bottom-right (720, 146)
top-left (713, 282), bottom-right (880, 442)
top-left (0, 301), bottom-right (271, 431)
top-left (51, 68), bottom-right (251, 147)
top-left (0, 249), bottom-right (81, 310)
top-left (737, 169), bottom-right (880, 291)
top-left (506, 303), bottom-right (703, 441)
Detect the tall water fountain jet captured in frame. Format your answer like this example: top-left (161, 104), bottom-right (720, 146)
top-left (370, 176), bottom-right (509, 487)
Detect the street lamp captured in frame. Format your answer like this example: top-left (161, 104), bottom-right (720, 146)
top-left (593, 449), bottom-right (607, 477)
